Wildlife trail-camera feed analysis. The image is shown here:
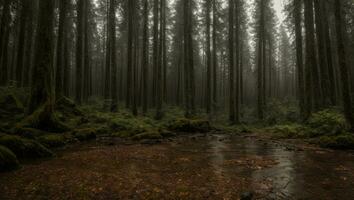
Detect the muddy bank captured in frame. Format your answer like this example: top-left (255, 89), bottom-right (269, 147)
top-left (1, 134), bottom-right (354, 199)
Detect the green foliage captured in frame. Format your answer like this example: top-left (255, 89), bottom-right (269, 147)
top-left (38, 135), bottom-right (66, 148)
top-left (265, 99), bottom-right (299, 125)
top-left (307, 109), bottom-right (348, 137)
top-left (266, 124), bottom-right (307, 139)
top-left (167, 118), bottom-right (212, 133)
top-left (18, 103), bottom-right (69, 133)
top-left (0, 135), bottom-right (53, 158)
top-left (317, 133), bottom-right (354, 149)
top-left (0, 145), bottom-right (20, 172)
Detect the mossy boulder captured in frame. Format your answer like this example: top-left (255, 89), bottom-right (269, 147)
top-left (167, 118), bottom-right (212, 133)
top-left (307, 110), bottom-right (348, 137)
top-left (72, 129), bottom-right (97, 141)
top-left (317, 134), bottom-right (354, 149)
top-left (38, 135), bottom-right (66, 148)
top-left (0, 145), bottom-right (20, 172)
top-left (0, 135), bottom-right (53, 158)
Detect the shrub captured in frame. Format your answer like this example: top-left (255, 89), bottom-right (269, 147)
top-left (0, 135), bottom-right (53, 158)
top-left (267, 124), bottom-right (307, 139)
top-left (307, 109), bottom-right (348, 137)
top-left (0, 145), bottom-right (20, 172)
top-left (318, 134), bottom-right (354, 149)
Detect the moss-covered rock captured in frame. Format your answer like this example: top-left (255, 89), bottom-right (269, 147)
top-left (37, 135), bottom-right (66, 148)
top-left (167, 118), bottom-right (212, 133)
top-left (0, 135), bottom-right (53, 158)
top-left (307, 110), bottom-right (348, 137)
top-left (72, 129), bottom-right (97, 141)
top-left (317, 134), bottom-right (354, 149)
top-left (0, 145), bottom-right (20, 172)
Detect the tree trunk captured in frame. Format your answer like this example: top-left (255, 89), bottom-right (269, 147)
top-left (55, 0), bottom-right (68, 98)
top-left (294, 0), bottom-right (305, 120)
top-left (334, 0), bottom-right (354, 129)
top-left (228, 0), bottom-right (235, 122)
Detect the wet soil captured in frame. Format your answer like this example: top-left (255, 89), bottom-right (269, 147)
top-left (1, 134), bottom-right (354, 199)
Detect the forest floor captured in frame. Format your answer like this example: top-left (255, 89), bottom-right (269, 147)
top-left (1, 133), bottom-right (354, 200)
top-left (1, 87), bottom-right (354, 199)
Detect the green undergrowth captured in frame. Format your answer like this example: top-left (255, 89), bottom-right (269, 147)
top-left (264, 109), bottom-right (354, 149)
top-left (0, 135), bottom-right (53, 159)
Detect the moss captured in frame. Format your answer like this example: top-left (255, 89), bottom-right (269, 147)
top-left (317, 134), bottom-right (354, 149)
top-left (0, 135), bottom-right (53, 158)
top-left (131, 131), bottom-right (163, 140)
top-left (266, 124), bottom-right (307, 139)
top-left (0, 145), bottom-right (20, 172)
top-left (56, 97), bottom-right (83, 117)
top-left (37, 135), bottom-right (66, 148)
top-left (14, 127), bottom-right (49, 139)
top-left (72, 129), bottom-right (97, 142)
top-left (18, 103), bottom-right (69, 133)
top-left (307, 109), bottom-right (348, 137)
top-left (167, 118), bottom-right (212, 133)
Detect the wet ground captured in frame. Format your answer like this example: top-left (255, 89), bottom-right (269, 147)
top-left (1, 134), bottom-right (354, 200)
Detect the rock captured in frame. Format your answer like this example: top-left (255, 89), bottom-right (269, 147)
top-left (240, 191), bottom-right (254, 200)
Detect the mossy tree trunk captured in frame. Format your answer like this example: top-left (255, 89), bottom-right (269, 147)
top-left (28, 0), bottom-right (55, 114)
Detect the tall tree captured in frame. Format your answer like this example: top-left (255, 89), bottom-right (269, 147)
top-left (156, 0), bottom-right (165, 119)
top-left (205, 0), bottom-right (212, 114)
top-left (83, 0), bottom-right (92, 102)
top-left (228, 0), bottom-right (235, 122)
top-left (314, 0), bottom-right (330, 107)
top-left (334, 0), bottom-right (354, 129)
top-left (294, 0), bottom-right (305, 119)
top-left (28, 0), bottom-right (55, 114)
top-left (304, 0), bottom-right (321, 117)
top-left (212, 0), bottom-right (218, 114)
top-left (109, 0), bottom-right (118, 112)
top-left (142, 0), bottom-right (149, 114)
top-left (126, 0), bottom-right (134, 110)
top-left (152, 0), bottom-right (159, 108)
top-left (0, 0), bottom-right (11, 86)
top-left (183, 0), bottom-right (195, 117)
top-left (257, 0), bottom-right (265, 120)
top-left (55, 0), bottom-right (69, 98)
top-left (76, 0), bottom-right (85, 104)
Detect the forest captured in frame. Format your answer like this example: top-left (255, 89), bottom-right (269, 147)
top-left (1, 0), bottom-right (354, 199)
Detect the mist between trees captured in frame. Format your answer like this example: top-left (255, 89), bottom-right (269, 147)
top-left (0, 0), bottom-right (354, 127)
